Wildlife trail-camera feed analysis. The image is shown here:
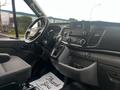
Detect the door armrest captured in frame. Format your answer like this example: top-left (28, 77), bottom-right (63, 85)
top-left (0, 53), bottom-right (10, 63)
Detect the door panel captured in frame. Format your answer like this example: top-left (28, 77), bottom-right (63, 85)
top-left (0, 39), bottom-right (35, 63)
top-left (0, 39), bottom-right (25, 54)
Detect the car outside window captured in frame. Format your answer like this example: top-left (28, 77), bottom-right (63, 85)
top-left (0, 0), bottom-right (36, 39)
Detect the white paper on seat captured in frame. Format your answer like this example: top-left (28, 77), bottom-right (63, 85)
top-left (30, 72), bottom-right (64, 90)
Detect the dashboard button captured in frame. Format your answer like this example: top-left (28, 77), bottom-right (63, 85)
top-left (79, 39), bottom-right (86, 46)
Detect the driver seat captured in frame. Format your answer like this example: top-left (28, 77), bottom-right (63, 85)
top-left (0, 53), bottom-right (31, 87)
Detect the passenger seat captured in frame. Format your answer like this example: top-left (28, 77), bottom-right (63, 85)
top-left (0, 53), bottom-right (31, 87)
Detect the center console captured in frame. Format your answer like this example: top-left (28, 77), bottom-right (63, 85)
top-left (51, 44), bottom-right (98, 86)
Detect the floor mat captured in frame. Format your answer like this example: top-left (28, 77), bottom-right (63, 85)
top-left (30, 72), bottom-right (64, 90)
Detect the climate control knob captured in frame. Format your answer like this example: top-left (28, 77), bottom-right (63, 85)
top-left (79, 39), bottom-right (86, 46)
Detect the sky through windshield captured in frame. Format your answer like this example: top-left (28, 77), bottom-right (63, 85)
top-left (1, 0), bottom-right (120, 23)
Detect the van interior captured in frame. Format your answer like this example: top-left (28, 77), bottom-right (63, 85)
top-left (0, 0), bottom-right (120, 90)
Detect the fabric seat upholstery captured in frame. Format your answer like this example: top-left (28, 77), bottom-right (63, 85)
top-left (0, 55), bottom-right (31, 86)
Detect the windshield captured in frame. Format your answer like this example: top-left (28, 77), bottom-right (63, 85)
top-left (35, 0), bottom-right (120, 23)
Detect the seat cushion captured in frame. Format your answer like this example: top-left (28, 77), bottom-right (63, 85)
top-left (0, 56), bottom-right (31, 86)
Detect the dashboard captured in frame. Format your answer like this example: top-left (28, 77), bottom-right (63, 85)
top-left (46, 21), bottom-right (120, 90)
top-left (41, 21), bottom-right (120, 53)
top-left (61, 21), bottom-right (120, 52)
top-left (62, 21), bottom-right (105, 48)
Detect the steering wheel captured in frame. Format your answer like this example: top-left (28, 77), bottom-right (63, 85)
top-left (24, 16), bottom-right (48, 43)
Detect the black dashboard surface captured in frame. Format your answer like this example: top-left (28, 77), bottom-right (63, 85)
top-left (42, 21), bottom-right (120, 52)
top-left (62, 21), bottom-right (120, 52)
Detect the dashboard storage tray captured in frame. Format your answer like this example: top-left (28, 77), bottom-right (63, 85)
top-left (51, 46), bottom-right (98, 86)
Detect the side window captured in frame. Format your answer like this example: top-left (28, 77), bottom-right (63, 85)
top-left (15, 0), bottom-right (36, 39)
top-left (1, 0), bottom-right (36, 39)
top-left (0, 0), bottom-right (16, 38)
